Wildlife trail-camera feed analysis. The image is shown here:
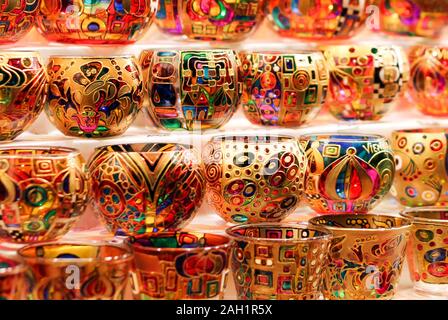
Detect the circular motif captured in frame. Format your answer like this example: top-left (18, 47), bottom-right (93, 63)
top-left (412, 142), bottom-right (425, 155)
top-left (292, 70), bottom-right (310, 91)
top-left (430, 139), bottom-right (443, 152)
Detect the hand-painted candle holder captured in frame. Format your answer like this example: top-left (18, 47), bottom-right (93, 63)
top-left (391, 129), bottom-right (448, 207)
top-left (299, 134), bottom-right (395, 214)
top-left (239, 50), bottom-right (329, 127)
top-left (408, 46), bottom-right (448, 116)
top-left (0, 51), bottom-right (47, 141)
top-left (266, 0), bottom-right (368, 40)
top-left (0, 0), bottom-right (38, 44)
top-left (0, 255), bottom-right (28, 300)
top-left (89, 143), bottom-right (206, 237)
top-left (139, 49), bottom-right (241, 131)
top-left (155, 0), bottom-right (266, 41)
top-left (0, 147), bottom-right (90, 243)
top-left (130, 231), bottom-right (231, 300)
top-left (202, 135), bottom-right (307, 224)
top-left (377, 0), bottom-right (448, 38)
top-left (46, 56), bottom-right (143, 138)
top-left (401, 207), bottom-right (448, 297)
top-left (35, 0), bottom-right (158, 44)
top-left (18, 242), bottom-right (134, 300)
top-left (226, 223), bottom-right (332, 300)
top-left (309, 214), bottom-right (411, 300)
top-left (322, 45), bottom-right (409, 121)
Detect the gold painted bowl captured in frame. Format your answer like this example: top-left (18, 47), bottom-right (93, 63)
top-left (226, 223), bottom-right (332, 300)
top-left (203, 135), bottom-right (307, 224)
top-left (401, 207), bottom-right (448, 297)
top-left (130, 231), bottom-right (231, 300)
top-left (310, 213), bottom-right (411, 300)
top-left (46, 55), bottom-right (143, 138)
top-left (0, 255), bottom-right (29, 300)
top-left (139, 49), bottom-right (241, 131)
top-left (0, 147), bottom-right (90, 243)
top-left (322, 45), bottom-right (409, 121)
top-left (239, 50), bottom-right (329, 127)
top-left (391, 128), bottom-right (448, 207)
top-left (89, 143), bottom-right (206, 237)
top-left (0, 0), bottom-right (38, 44)
top-left (299, 133), bottom-right (395, 214)
top-left (18, 241), bottom-right (134, 300)
top-left (0, 51), bottom-right (48, 141)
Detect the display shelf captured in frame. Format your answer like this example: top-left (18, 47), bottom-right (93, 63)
top-left (1, 18), bottom-right (448, 300)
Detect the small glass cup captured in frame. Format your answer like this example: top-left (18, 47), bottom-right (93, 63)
top-left (155, 0), bottom-right (266, 41)
top-left (266, 0), bottom-right (368, 40)
top-left (309, 213), bottom-right (411, 300)
top-left (46, 55), bottom-right (144, 138)
top-left (226, 223), bottom-right (332, 300)
top-left (239, 50), bottom-right (329, 127)
top-left (299, 133), bottom-right (395, 214)
top-left (0, 147), bottom-right (90, 243)
top-left (203, 135), bottom-right (307, 224)
top-left (0, 51), bottom-right (48, 141)
top-left (18, 241), bottom-right (134, 300)
top-left (391, 128), bottom-right (448, 207)
top-left (401, 207), bottom-right (448, 297)
top-left (139, 49), bottom-right (241, 131)
top-left (0, 1), bottom-right (38, 44)
top-left (376, 0), bottom-right (448, 38)
top-left (130, 231), bottom-right (231, 300)
top-left (408, 46), bottom-right (448, 116)
top-left (322, 45), bottom-right (410, 121)
top-left (35, 0), bottom-right (158, 44)
top-left (0, 255), bottom-right (29, 300)
top-left (89, 143), bottom-right (206, 237)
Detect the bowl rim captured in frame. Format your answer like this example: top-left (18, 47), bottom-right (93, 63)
top-left (17, 241), bottom-right (134, 265)
top-left (0, 146), bottom-right (81, 159)
top-left (392, 128), bottom-right (448, 135)
top-left (48, 55), bottom-right (137, 59)
top-left (0, 51), bottom-right (41, 56)
top-left (225, 222), bottom-right (333, 243)
top-left (129, 231), bottom-right (232, 253)
top-left (93, 142), bottom-right (196, 153)
top-left (0, 255), bottom-right (27, 276)
top-left (299, 132), bottom-right (389, 143)
top-left (238, 49), bottom-right (324, 55)
top-left (308, 213), bottom-right (412, 232)
top-left (210, 134), bottom-right (297, 143)
top-left (401, 207), bottom-right (448, 225)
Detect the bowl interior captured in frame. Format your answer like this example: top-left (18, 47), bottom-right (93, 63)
top-left (19, 243), bottom-right (131, 263)
top-left (402, 208), bottom-right (448, 224)
top-left (300, 133), bottom-right (387, 143)
top-left (226, 223), bottom-right (330, 243)
top-left (310, 214), bottom-right (411, 230)
top-left (132, 232), bottom-right (230, 251)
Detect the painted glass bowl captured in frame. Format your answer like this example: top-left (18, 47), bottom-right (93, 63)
top-left (139, 49), bottom-right (241, 131)
top-left (322, 45), bottom-right (409, 121)
top-left (0, 0), bottom-right (39, 44)
top-left (377, 0), bottom-right (448, 38)
top-left (18, 241), bottom-right (134, 300)
top-left (299, 134), bottom-right (395, 214)
top-left (202, 135), bottom-right (307, 224)
top-left (46, 55), bottom-right (143, 138)
top-left (226, 223), bottom-right (332, 300)
top-left (35, 0), bottom-right (158, 44)
top-left (391, 128), bottom-right (448, 207)
top-left (0, 51), bottom-right (47, 141)
top-left (0, 147), bottom-right (90, 243)
top-left (155, 0), bottom-right (266, 41)
top-left (310, 213), bottom-right (411, 300)
top-left (266, 0), bottom-right (368, 40)
top-left (89, 143), bottom-right (206, 236)
top-left (239, 50), bottom-right (329, 127)
top-left (0, 255), bottom-right (29, 300)
top-left (401, 207), bottom-right (448, 297)
top-left (130, 231), bottom-right (231, 300)
top-left (408, 46), bottom-right (448, 116)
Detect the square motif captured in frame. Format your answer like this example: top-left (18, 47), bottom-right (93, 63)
top-left (255, 270), bottom-right (273, 286)
top-left (323, 145), bottom-right (341, 158)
